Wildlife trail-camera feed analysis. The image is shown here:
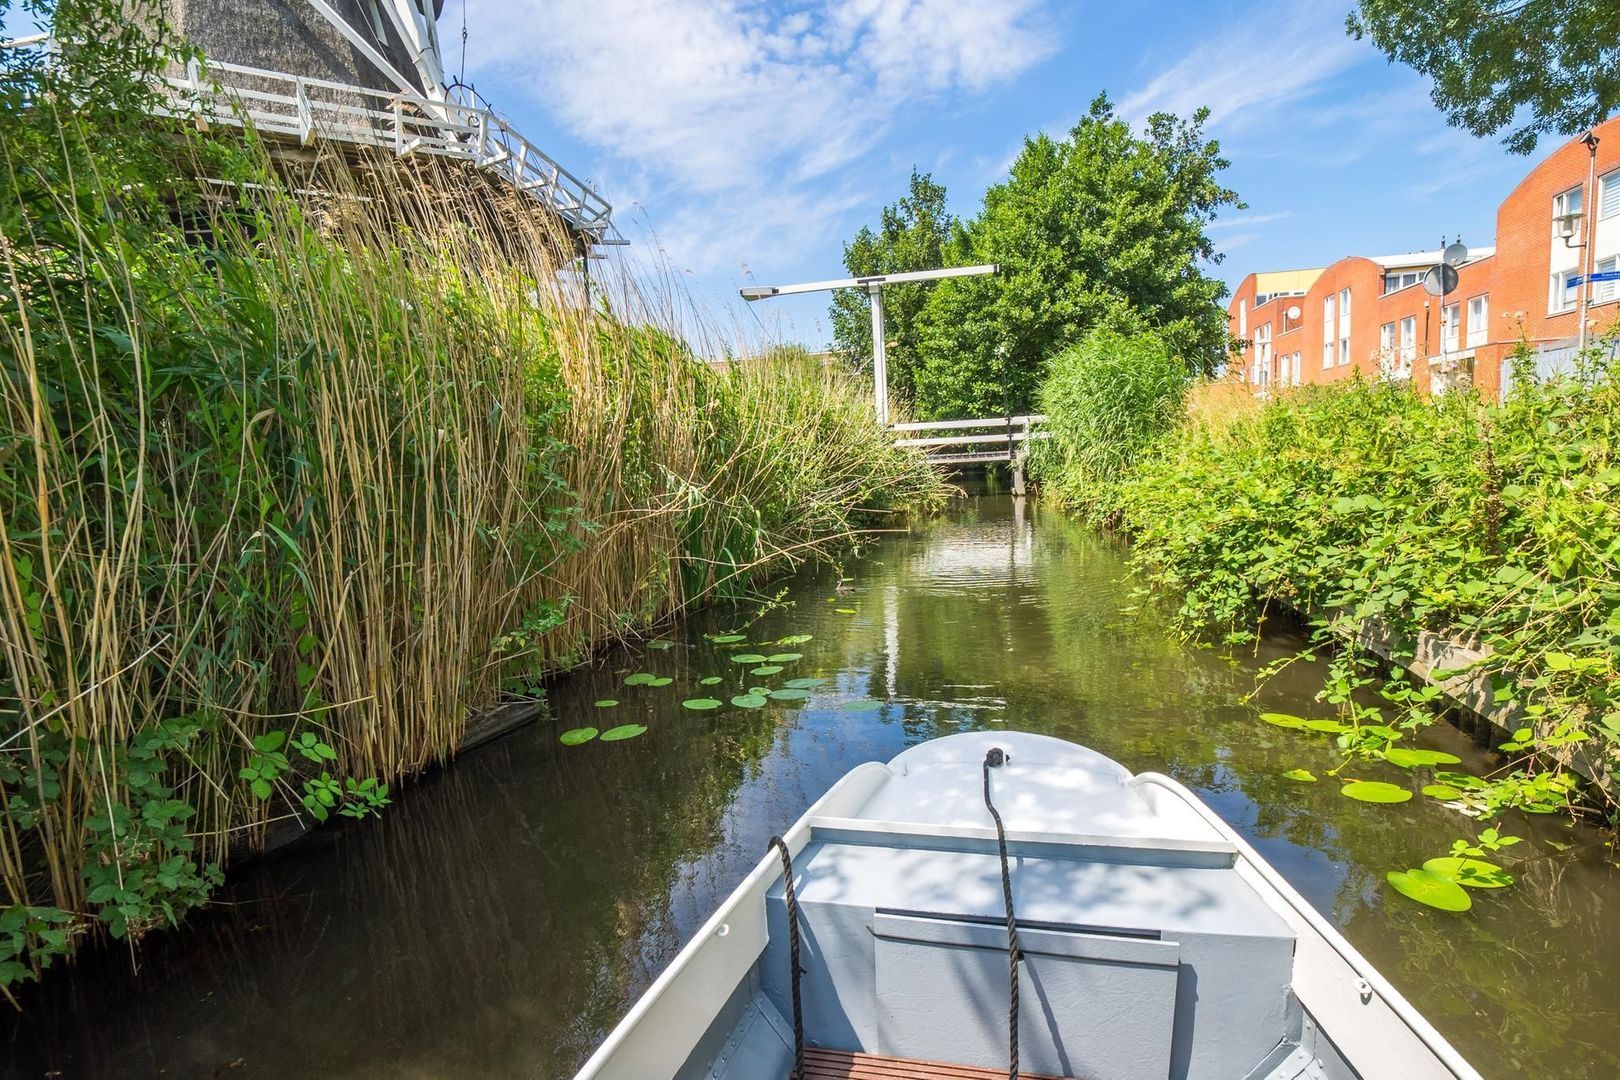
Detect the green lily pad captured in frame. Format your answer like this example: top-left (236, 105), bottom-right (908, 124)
top-left (750, 665), bottom-right (784, 676)
top-left (560, 727), bottom-right (598, 745)
top-left (599, 724), bottom-right (648, 742)
top-left (783, 677), bottom-right (826, 689)
top-left (1386, 868), bottom-right (1472, 912)
top-left (594, 699), bottom-right (618, 708)
top-left (1304, 719), bottom-right (1349, 734)
top-left (731, 693), bottom-right (768, 708)
top-left (1341, 781), bottom-right (1413, 804)
top-left (647, 641), bottom-right (674, 651)
top-left (842, 699), bottom-right (883, 712)
top-left (624, 673), bottom-right (656, 686)
top-left (1282, 768), bottom-right (1318, 783)
top-left (777, 634), bottom-right (813, 645)
top-left (769, 688), bottom-right (811, 701)
top-left (1422, 857), bottom-right (1513, 888)
top-left (835, 608), bottom-right (857, 615)
top-left (708, 634), bottom-right (746, 644)
top-left (1384, 748), bottom-right (1464, 768)
top-left (1260, 712), bottom-right (1307, 729)
top-left (1421, 784), bottom-right (1463, 800)
top-left (730, 653), bottom-right (769, 664)
top-left (682, 698), bottom-right (722, 711)
top-left (766, 653), bottom-right (803, 663)
top-left (699, 676), bottom-right (722, 686)
top-left (647, 676), bottom-right (673, 687)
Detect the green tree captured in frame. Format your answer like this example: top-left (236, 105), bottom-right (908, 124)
top-left (828, 169), bottom-right (955, 408)
top-left (909, 95), bottom-right (1240, 419)
top-left (1348, 1), bottom-right (1620, 154)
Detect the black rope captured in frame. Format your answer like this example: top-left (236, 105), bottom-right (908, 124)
top-left (982, 748), bottom-right (1021, 1079)
top-left (769, 836), bottom-right (806, 1080)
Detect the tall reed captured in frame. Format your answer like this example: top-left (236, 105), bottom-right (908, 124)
top-left (0, 2), bottom-right (944, 991)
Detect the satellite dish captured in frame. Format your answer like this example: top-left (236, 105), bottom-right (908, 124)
top-left (1286, 305), bottom-right (1302, 320)
top-left (1422, 264), bottom-right (1459, 297)
top-left (1443, 241), bottom-right (1469, 267)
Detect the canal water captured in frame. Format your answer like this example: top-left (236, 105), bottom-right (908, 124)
top-left (4, 496), bottom-right (1617, 1078)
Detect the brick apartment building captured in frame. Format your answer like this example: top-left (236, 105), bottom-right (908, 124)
top-left (1230, 116), bottom-right (1620, 399)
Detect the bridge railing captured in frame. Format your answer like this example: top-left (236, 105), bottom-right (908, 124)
top-left (892, 414), bottom-right (1049, 465)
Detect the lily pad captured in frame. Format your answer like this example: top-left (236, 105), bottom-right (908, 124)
top-left (708, 634), bottom-right (746, 644)
top-left (1384, 748), bottom-right (1464, 768)
top-left (748, 686), bottom-right (771, 695)
top-left (1421, 784), bottom-right (1463, 800)
top-left (647, 676), bottom-right (673, 687)
top-left (835, 608), bottom-right (857, 615)
top-left (1303, 719), bottom-right (1349, 734)
top-left (1281, 768), bottom-right (1318, 783)
top-left (777, 634), bottom-right (813, 645)
top-left (783, 677), bottom-right (826, 689)
top-left (1260, 712), bottom-right (1307, 729)
top-left (699, 676), bottom-right (723, 686)
top-left (842, 699), bottom-right (883, 713)
top-left (682, 698), bottom-right (722, 711)
top-left (1386, 868), bottom-right (1472, 912)
top-left (624, 673), bottom-right (656, 686)
top-left (1422, 857), bottom-right (1513, 888)
top-left (594, 699), bottom-right (618, 708)
top-left (730, 653), bottom-right (769, 664)
top-left (647, 640), bottom-right (674, 651)
top-left (560, 727), bottom-right (598, 745)
top-left (599, 724), bottom-right (648, 742)
top-left (769, 688), bottom-right (811, 701)
top-left (731, 693), bottom-right (768, 709)
top-left (766, 653), bottom-right (803, 663)
top-left (750, 665), bottom-right (784, 676)
top-left (1341, 781), bottom-right (1413, 804)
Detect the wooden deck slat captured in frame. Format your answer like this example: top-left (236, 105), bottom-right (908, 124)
top-left (797, 1047), bottom-right (1072, 1079)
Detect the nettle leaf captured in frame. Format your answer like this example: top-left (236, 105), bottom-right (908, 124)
top-left (251, 731), bottom-right (285, 753)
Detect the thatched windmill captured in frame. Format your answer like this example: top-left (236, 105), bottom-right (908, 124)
top-left (154, 0), bottom-right (619, 250)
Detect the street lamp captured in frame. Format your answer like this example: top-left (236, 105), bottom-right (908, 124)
top-left (740, 263), bottom-right (999, 423)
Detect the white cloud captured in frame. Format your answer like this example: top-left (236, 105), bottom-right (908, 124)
top-left (1117, 3), bottom-right (1366, 131)
top-left (455, 1), bottom-right (1055, 273)
top-left (1208, 211), bottom-right (1296, 231)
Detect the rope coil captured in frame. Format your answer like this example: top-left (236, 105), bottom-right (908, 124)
top-left (982, 748), bottom-right (1022, 1080)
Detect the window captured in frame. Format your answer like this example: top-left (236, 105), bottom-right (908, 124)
top-left (1337, 288), bottom-right (1351, 366)
top-left (1399, 316), bottom-right (1417, 372)
top-left (1467, 295), bottom-right (1488, 348)
top-left (1553, 185), bottom-right (1583, 238)
top-left (1442, 303), bottom-right (1459, 352)
top-left (1551, 268), bottom-right (1580, 314)
top-left (1383, 271), bottom-right (1421, 294)
top-left (1597, 256), bottom-right (1619, 304)
top-left (1602, 169), bottom-right (1620, 221)
top-left (1322, 295), bottom-right (1336, 369)
top-left (1239, 299), bottom-right (1247, 338)
top-left (1379, 322), bottom-right (1394, 367)
top-left (1254, 323), bottom-right (1272, 387)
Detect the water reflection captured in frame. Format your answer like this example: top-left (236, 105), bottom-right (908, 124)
top-left (4, 496), bottom-right (1616, 1078)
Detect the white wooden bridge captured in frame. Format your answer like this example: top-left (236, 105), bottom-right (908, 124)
top-left (892, 415), bottom-right (1047, 466)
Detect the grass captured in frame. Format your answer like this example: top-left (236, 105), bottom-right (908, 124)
top-left (0, 5), bottom-right (945, 990)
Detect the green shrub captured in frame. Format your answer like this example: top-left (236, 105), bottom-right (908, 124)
top-left (1031, 328), bottom-right (1189, 518)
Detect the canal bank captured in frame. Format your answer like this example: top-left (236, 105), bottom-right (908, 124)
top-left (4, 496), bottom-right (1616, 1078)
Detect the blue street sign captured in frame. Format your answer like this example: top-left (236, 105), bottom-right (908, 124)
top-left (1568, 275), bottom-right (1584, 286)
top-left (1592, 270), bottom-right (1620, 282)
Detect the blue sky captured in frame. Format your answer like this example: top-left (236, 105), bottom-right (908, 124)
top-left (454, 3), bottom-right (1530, 346)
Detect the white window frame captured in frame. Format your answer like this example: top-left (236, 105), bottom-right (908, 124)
top-left (1598, 169), bottom-right (1620, 221)
top-left (1596, 255), bottom-right (1619, 304)
top-left (1239, 299), bottom-right (1247, 338)
top-left (1466, 295), bottom-right (1488, 348)
top-left (1322, 295), bottom-right (1335, 369)
top-left (1379, 321), bottom-right (1394, 368)
top-left (1337, 288), bottom-right (1351, 366)
top-left (1399, 315), bottom-right (1417, 372)
top-left (1441, 302), bottom-right (1459, 352)
top-left (1551, 268), bottom-right (1580, 314)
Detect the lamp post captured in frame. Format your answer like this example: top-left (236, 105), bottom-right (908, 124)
top-left (741, 263), bottom-right (999, 424)
top-left (1578, 131), bottom-right (1600, 354)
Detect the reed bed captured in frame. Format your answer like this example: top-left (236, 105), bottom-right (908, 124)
top-left (0, 6), bottom-right (944, 990)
